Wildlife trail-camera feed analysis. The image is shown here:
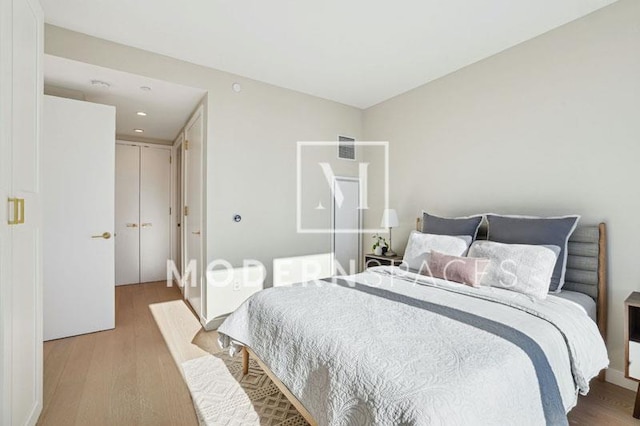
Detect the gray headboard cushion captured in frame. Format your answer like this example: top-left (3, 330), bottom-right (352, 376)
top-left (564, 226), bottom-right (601, 299)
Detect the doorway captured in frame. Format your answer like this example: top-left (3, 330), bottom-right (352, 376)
top-left (332, 177), bottom-right (362, 275)
top-left (43, 54), bottom-right (207, 339)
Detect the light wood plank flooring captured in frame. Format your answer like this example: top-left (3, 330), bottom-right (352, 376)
top-left (39, 281), bottom-right (640, 425)
top-left (39, 282), bottom-right (199, 426)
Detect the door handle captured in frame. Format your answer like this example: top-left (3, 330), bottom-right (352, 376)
top-left (17, 198), bottom-right (24, 224)
top-left (192, 231), bottom-right (201, 235)
top-left (7, 198), bottom-right (24, 225)
top-left (141, 223), bottom-right (152, 228)
top-left (91, 232), bottom-right (112, 239)
top-left (7, 198), bottom-right (19, 225)
top-left (126, 223), bottom-right (138, 228)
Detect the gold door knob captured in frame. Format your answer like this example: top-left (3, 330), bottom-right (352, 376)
top-left (91, 232), bottom-right (112, 239)
top-left (126, 223), bottom-right (138, 228)
top-left (141, 223), bottom-right (152, 228)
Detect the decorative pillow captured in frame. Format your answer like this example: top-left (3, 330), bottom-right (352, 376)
top-left (486, 214), bottom-right (579, 292)
top-left (402, 231), bottom-right (472, 273)
top-left (422, 212), bottom-right (483, 240)
top-left (425, 251), bottom-right (490, 288)
top-left (468, 240), bottom-right (560, 300)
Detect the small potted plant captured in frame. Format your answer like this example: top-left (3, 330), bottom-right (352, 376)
top-left (372, 234), bottom-right (389, 256)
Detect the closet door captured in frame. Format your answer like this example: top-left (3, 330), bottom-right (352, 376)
top-left (115, 143), bottom-right (140, 285)
top-left (140, 146), bottom-right (171, 283)
top-left (1, 0), bottom-right (44, 422)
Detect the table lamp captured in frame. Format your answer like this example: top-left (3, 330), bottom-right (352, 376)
top-left (380, 209), bottom-right (399, 256)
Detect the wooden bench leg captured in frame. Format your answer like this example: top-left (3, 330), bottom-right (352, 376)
top-left (242, 347), bottom-right (249, 376)
top-left (634, 381), bottom-right (640, 419)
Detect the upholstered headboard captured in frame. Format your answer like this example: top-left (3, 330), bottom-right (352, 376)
top-left (565, 223), bottom-right (607, 341)
top-left (415, 218), bottom-right (608, 342)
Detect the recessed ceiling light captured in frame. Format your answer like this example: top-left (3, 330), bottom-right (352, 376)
top-left (91, 80), bottom-right (111, 89)
top-left (134, 129), bottom-right (144, 133)
top-left (140, 86), bottom-right (152, 92)
top-left (136, 111), bottom-right (147, 116)
top-left (232, 82), bottom-right (241, 92)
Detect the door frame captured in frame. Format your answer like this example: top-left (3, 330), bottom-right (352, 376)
top-left (330, 176), bottom-right (363, 274)
top-left (163, 101), bottom-right (206, 320)
top-left (171, 133), bottom-right (184, 294)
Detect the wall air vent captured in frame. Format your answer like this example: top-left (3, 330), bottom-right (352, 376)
top-left (338, 135), bottom-right (355, 160)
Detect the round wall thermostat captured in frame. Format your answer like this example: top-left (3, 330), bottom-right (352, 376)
top-left (232, 83), bottom-right (241, 93)
top-left (233, 214), bottom-right (242, 222)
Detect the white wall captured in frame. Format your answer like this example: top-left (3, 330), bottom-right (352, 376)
top-left (44, 25), bottom-right (364, 292)
top-left (363, 0), bottom-right (640, 372)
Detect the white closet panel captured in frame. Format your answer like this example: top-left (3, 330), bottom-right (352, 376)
top-left (140, 147), bottom-right (171, 283)
top-left (115, 144), bottom-right (140, 285)
top-left (1, 0), bottom-right (44, 421)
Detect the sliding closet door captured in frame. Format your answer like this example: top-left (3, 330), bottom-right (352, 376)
top-left (115, 143), bottom-right (140, 285)
top-left (140, 146), bottom-right (171, 283)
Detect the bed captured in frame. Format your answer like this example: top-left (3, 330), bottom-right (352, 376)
top-left (218, 222), bottom-right (609, 426)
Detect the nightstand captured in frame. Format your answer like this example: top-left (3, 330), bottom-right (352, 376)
top-left (624, 292), bottom-right (640, 418)
top-left (364, 253), bottom-right (403, 269)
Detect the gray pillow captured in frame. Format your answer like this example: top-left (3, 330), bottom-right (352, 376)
top-left (421, 212), bottom-right (483, 240)
top-left (486, 214), bottom-right (580, 292)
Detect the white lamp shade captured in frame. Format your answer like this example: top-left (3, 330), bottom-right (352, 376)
top-left (380, 209), bottom-right (399, 228)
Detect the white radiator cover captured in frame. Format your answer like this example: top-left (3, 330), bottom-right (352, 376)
top-left (273, 253), bottom-right (334, 287)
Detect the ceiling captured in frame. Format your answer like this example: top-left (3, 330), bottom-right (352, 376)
top-left (42, 0), bottom-right (618, 109)
top-left (44, 55), bottom-right (206, 143)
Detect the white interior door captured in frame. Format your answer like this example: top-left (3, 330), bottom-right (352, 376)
top-left (185, 112), bottom-right (203, 318)
top-left (1, 0), bottom-right (44, 422)
top-left (42, 95), bottom-right (115, 341)
top-left (140, 146), bottom-right (171, 283)
top-left (332, 177), bottom-right (361, 275)
top-left (115, 143), bottom-right (140, 285)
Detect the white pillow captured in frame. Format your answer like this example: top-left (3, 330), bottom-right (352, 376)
top-left (402, 231), bottom-right (472, 272)
top-left (467, 240), bottom-right (560, 300)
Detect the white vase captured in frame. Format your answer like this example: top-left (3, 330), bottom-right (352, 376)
top-left (374, 246), bottom-right (383, 255)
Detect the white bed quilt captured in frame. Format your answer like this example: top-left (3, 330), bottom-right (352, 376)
top-left (218, 266), bottom-right (608, 426)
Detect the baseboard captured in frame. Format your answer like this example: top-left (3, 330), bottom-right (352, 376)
top-left (606, 368), bottom-right (638, 391)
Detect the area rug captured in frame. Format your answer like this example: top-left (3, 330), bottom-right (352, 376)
top-left (182, 351), bottom-right (308, 426)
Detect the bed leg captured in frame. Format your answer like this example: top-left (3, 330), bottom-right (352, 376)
top-left (634, 382), bottom-right (640, 419)
top-left (242, 347), bottom-right (249, 376)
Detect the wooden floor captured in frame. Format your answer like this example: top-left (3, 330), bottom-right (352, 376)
top-left (38, 281), bottom-right (640, 425)
top-left (38, 282), bottom-right (199, 426)
top-left (569, 380), bottom-right (640, 425)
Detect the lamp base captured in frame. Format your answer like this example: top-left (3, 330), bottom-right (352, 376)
top-left (384, 250), bottom-right (397, 257)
